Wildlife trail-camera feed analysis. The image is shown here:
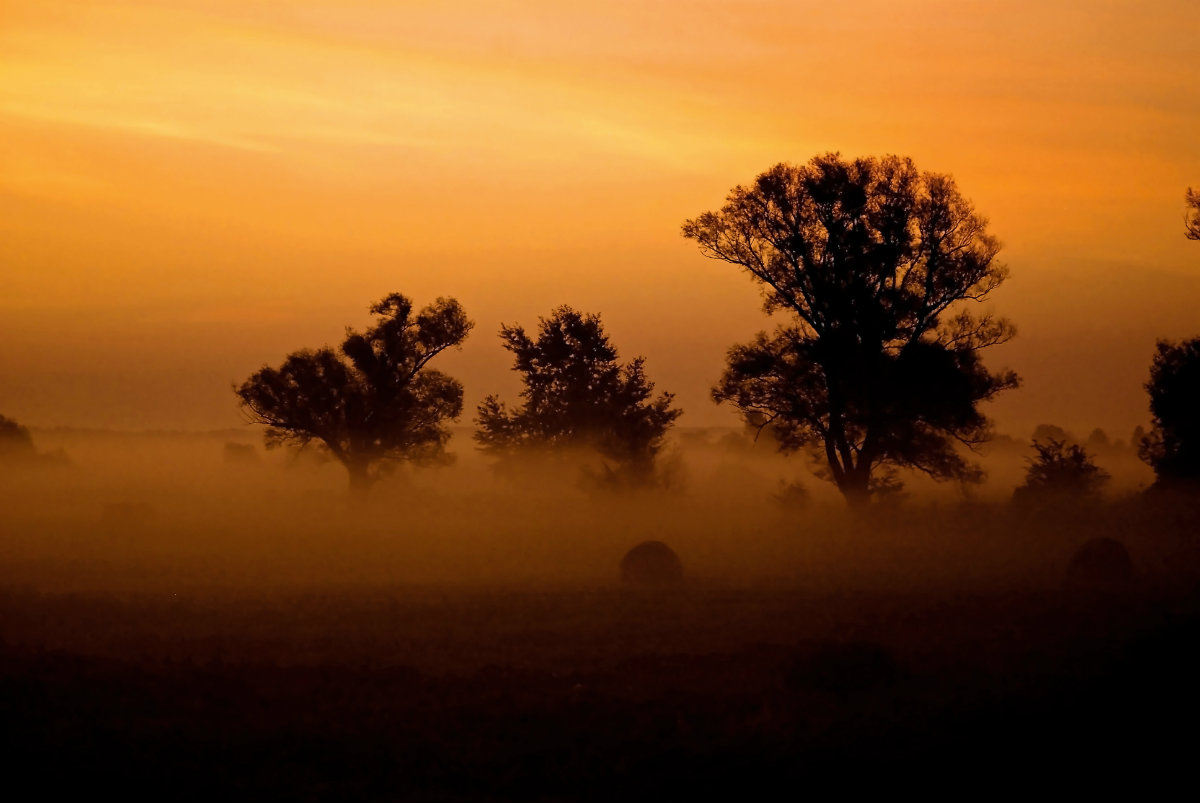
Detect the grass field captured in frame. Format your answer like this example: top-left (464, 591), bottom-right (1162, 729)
top-left (1, 430), bottom-right (1196, 798)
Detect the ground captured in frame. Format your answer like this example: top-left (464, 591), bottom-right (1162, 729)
top-left (3, 582), bottom-right (1198, 799)
top-left (1, 430), bottom-right (1196, 799)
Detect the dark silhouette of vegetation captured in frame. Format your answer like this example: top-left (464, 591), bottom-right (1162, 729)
top-left (1186, 187), bottom-right (1200, 240)
top-left (0, 413), bottom-right (36, 460)
top-left (475, 306), bottom-right (682, 487)
top-left (1138, 337), bottom-right (1200, 487)
top-left (1131, 425), bottom-right (1147, 452)
top-left (1014, 438), bottom-right (1110, 502)
top-left (0, 413), bottom-right (69, 466)
top-left (1086, 428), bottom-right (1110, 450)
top-left (236, 294), bottom-right (472, 492)
top-left (1032, 423), bottom-right (1074, 446)
top-left (683, 153), bottom-right (1019, 505)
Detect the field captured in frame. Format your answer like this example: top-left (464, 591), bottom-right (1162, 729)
top-left (2, 430), bottom-right (1197, 799)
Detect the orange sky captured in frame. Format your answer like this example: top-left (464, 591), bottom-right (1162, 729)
top-left (2, 0), bottom-right (1198, 438)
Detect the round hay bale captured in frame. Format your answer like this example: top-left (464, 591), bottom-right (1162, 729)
top-left (619, 540), bottom-right (683, 587)
top-left (1065, 537), bottom-right (1134, 590)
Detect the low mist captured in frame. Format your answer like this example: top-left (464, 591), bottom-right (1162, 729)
top-left (0, 425), bottom-right (1171, 596)
top-left (3, 426), bottom-right (1198, 797)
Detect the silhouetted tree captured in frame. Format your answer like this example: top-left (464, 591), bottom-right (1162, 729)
top-left (1032, 424), bottom-right (1074, 446)
top-left (236, 294), bottom-right (472, 493)
top-left (0, 413), bottom-right (36, 460)
top-left (1014, 438), bottom-right (1110, 502)
top-left (1086, 428), bottom-right (1110, 450)
top-left (0, 414), bottom-right (69, 466)
top-left (1138, 337), bottom-right (1200, 486)
top-left (475, 306), bottom-right (682, 487)
top-left (683, 153), bottom-right (1019, 505)
top-left (1131, 425), bottom-right (1147, 451)
top-left (1186, 187), bottom-right (1200, 241)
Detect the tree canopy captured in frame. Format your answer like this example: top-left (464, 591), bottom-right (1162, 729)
top-left (1138, 337), bottom-right (1200, 486)
top-left (474, 306), bottom-right (682, 487)
top-left (235, 294), bottom-right (472, 492)
top-left (1014, 438), bottom-right (1110, 503)
top-left (683, 153), bottom-right (1019, 504)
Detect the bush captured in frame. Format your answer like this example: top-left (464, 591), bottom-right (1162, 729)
top-left (1013, 438), bottom-right (1110, 502)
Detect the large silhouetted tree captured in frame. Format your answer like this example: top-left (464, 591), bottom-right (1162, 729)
top-left (683, 153), bottom-right (1019, 505)
top-left (1138, 337), bottom-right (1200, 487)
top-left (236, 294), bottom-right (472, 492)
top-left (1186, 187), bottom-right (1200, 241)
top-left (475, 306), bottom-right (682, 487)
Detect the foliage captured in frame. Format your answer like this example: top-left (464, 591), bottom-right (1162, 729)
top-left (1085, 428), bottom-right (1110, 450)
top-left (1138, 337), bottom-right (1200, 485)
top-left (1186, 187), bottom-right (1200, 241)
top-left (683, 153), bottom-right (1019, 504)
top-left (1015, 438), bottom-right (1110, 500)
top-left (1032, 424), bottom-right (1073, 445)
top-left (474, 306), bottom-right (682, 487)
top-left (236, 294), bottom-right (472, 492)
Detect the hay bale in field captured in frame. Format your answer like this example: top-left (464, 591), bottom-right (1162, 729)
top-left (1065, 537), bottom-right (1134, 590)
top-left (619, 540), bottom-right (683, 587)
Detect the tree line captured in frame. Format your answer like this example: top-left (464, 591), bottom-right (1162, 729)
top-left (228, 154), bottom-right (1200, 504)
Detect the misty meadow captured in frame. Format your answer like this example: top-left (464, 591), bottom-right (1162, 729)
top-left (2, 415), bottom-right (1198, 798)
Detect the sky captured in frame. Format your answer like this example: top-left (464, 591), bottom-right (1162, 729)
top-left (2, 0), bottom-right (1198, 439)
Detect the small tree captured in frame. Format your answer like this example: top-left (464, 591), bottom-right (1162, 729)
top-left (1131, 425), bottom-right (1147, 451)
top-left (1032, 424), bottom-right (1074, 445)
top-left (1015, 438), bottom-right (1110, 501)
top-left (0, 414), bottom-right (36, 460)
top-left (475, 306), bottom-right (682, 486)
top-left (1138, 337), bottom-right (1200, 486)
top-left (1185, 187), bottom-right (1200, 241)
top-left (1086, 428), bottom-right (1110, 450)
top-left (236, 294), bottom-right (472, 493)
top-left (0, 414), bottom-right (70, 466)
top-left (683, 153), bottom-right (1019, 505)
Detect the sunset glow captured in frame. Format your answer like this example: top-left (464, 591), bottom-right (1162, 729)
top-left (2, 0), bottom-right (1198, 432)
top-left (5, 4), bottom-right (1200, 796)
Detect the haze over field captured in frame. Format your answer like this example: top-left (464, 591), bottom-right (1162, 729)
top-left (5, 5), bottom-right (1200, 797)
top-left (2, 0), bottom-right (1199, 438)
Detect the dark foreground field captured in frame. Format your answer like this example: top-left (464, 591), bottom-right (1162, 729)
top-left (2, 435), bottom-right (1198, 799)
top-left (4, 581), bottom-right (1199, 800)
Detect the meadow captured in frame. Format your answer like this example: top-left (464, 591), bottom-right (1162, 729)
top-left (2, 428), bottom-right (1197, 798)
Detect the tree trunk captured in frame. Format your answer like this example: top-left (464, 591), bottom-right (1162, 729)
top-left (346, 458), bottom-right (373, 497)
top-left (837, 469), bottom-right (872, 508)
top-left (824, 425), bottom-right (872, 507)
top-left (835, 456), bottom-right (873, 506)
